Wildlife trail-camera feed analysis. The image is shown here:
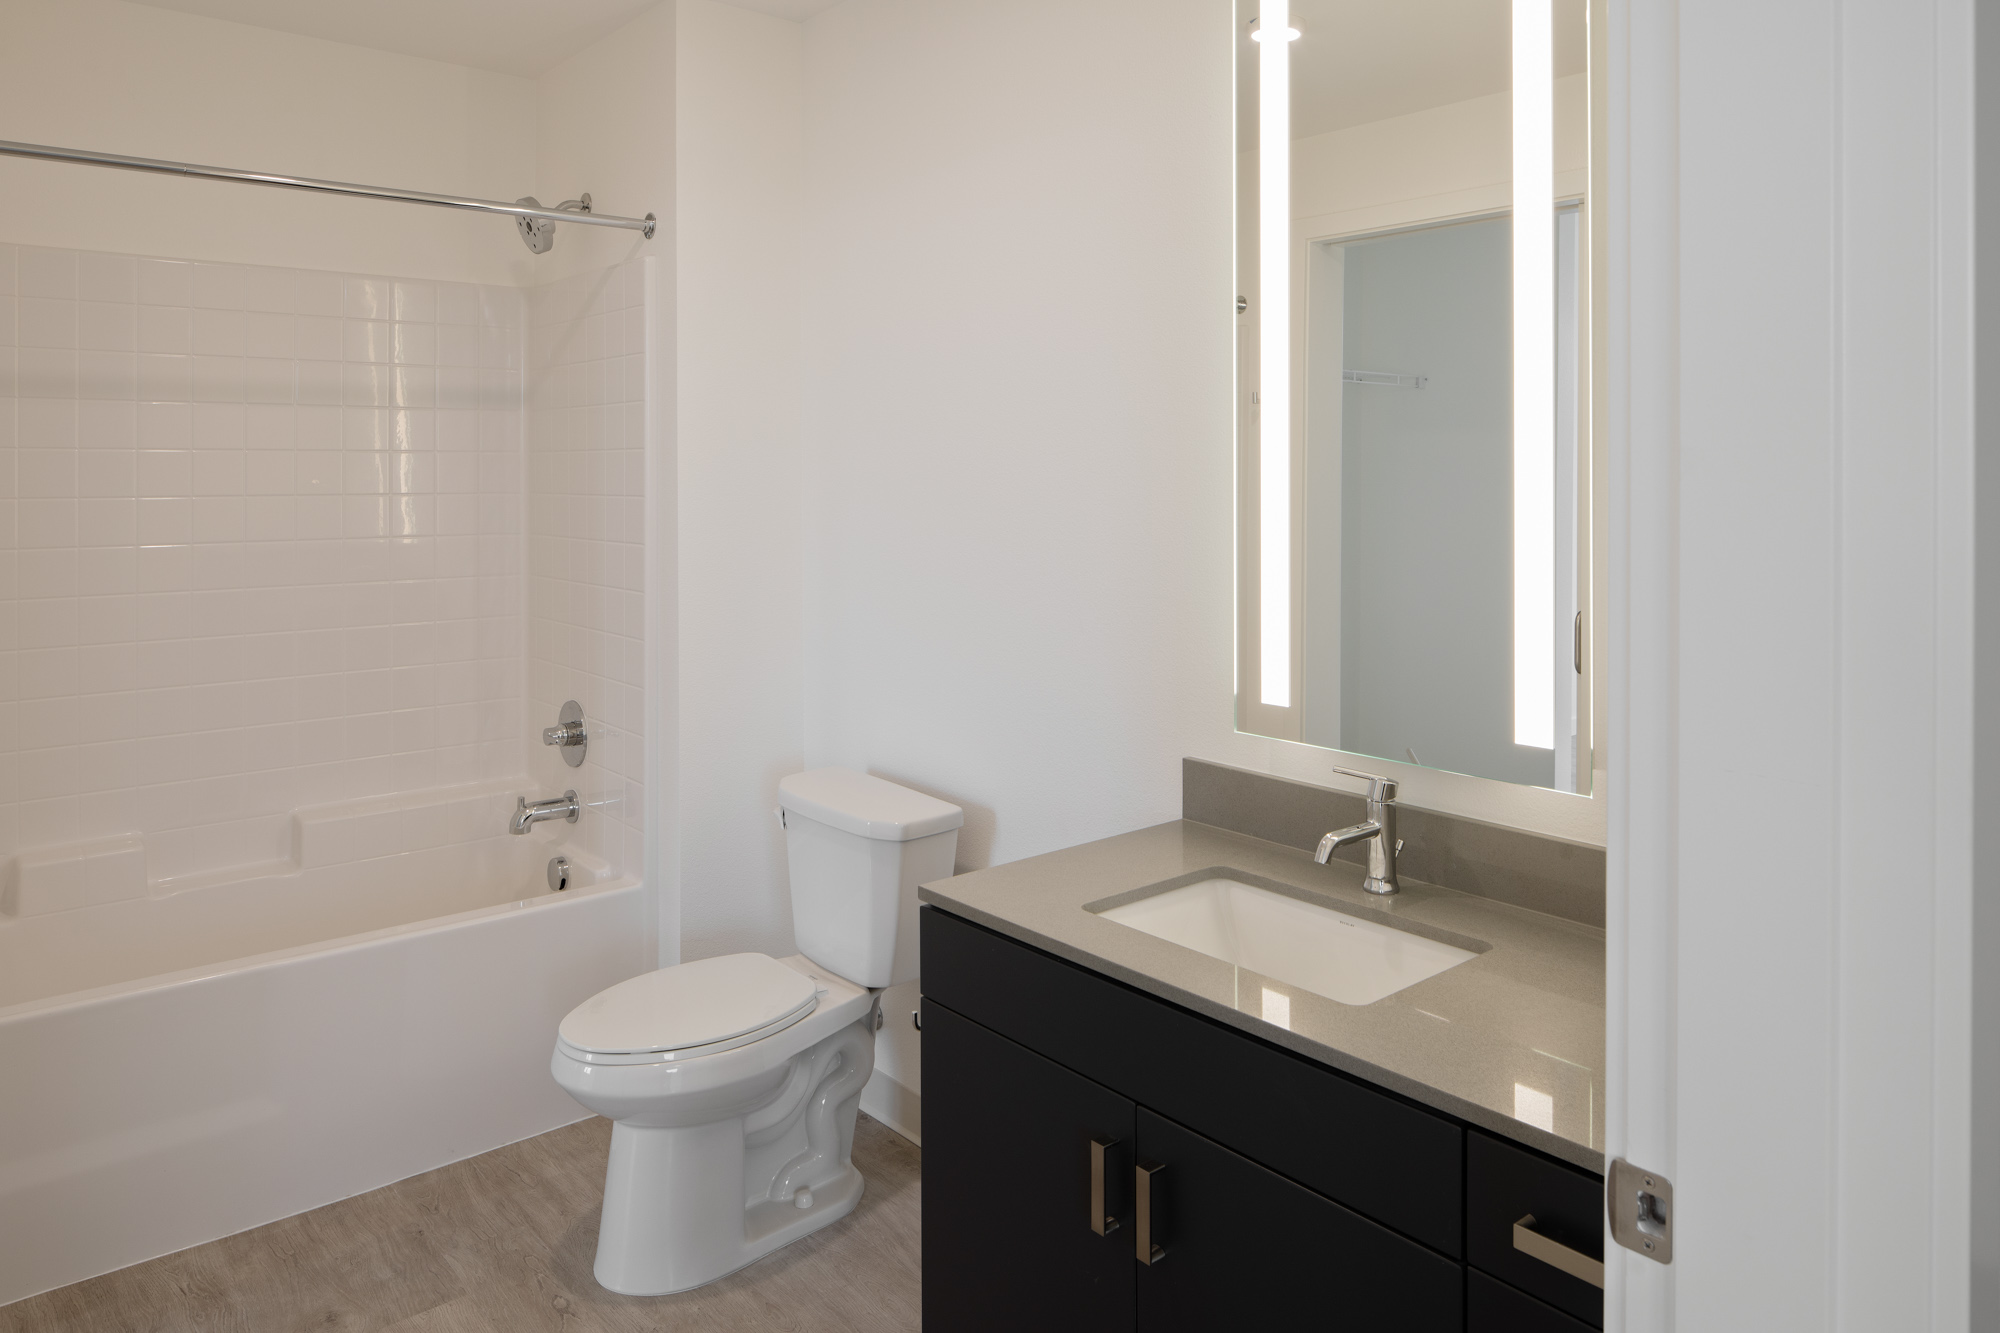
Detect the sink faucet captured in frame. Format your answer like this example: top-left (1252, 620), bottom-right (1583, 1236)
top-left (1314, 767), bottom-right (1402, 896)
top-left (512, 789), bottom-right (580, 835)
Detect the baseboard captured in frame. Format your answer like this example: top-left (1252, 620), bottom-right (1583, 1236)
top-left (860, 1070), bottom-right (920, 1146)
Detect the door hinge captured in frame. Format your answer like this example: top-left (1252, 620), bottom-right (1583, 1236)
top-left (1607, 1159), bottom-right (1673, 1264)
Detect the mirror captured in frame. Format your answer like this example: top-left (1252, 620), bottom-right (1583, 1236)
top-left (1235, 0), bottom-right (1598, 794)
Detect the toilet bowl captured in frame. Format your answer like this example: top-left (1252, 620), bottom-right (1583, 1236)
top-left (553, 769), bottom-right (961, 1296)
top-left (551, 954), bottom-right (878, 1295)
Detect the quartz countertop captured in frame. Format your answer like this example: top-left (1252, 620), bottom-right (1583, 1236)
top-left (918, 820), bottom-right (1606, 1172)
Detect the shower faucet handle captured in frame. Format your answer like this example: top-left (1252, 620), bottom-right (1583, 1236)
top-left (543, 701), bottom-right (587, 766)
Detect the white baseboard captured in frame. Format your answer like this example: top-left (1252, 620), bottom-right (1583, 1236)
top-left (860, 1070), bottom-right (920, 1146)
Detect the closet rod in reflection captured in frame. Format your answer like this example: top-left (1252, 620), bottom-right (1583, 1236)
top-left (0, 139), bottom-right (657, 249)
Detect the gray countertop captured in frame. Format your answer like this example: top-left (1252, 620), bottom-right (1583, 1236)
top-left (918, 819), bottom-right (1606, 1172)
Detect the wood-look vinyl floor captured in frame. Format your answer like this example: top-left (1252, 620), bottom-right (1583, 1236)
top-left (1, 1115), bottom-right (921, 1333)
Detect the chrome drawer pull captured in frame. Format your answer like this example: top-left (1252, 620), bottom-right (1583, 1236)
top-left (1135, 1161), bottom-right (1166, 1265)
top-left (1089, 1138), bottom-right (1121, 1236)
top-left (1513, 1214), bottom-right (1605, 1288)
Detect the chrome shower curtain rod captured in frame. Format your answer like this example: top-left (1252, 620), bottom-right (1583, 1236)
top-left (0, 139), bottom-right (656, 252)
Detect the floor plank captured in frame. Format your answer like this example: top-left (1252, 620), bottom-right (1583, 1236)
top-left (0, 1115), bottom-right (920, 1333)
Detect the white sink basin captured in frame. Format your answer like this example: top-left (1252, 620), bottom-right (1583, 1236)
top-left (1095, 876), bottom-right (1476, 1007)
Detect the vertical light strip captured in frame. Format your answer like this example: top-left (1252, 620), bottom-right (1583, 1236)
top-left (1511, 0), bottom-right (1555, 748)
top-left (1258, 0), bottom-right (1292, 707)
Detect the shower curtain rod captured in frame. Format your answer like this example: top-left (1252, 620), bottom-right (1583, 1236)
top-left (0, 139), bottom-right (656, 251)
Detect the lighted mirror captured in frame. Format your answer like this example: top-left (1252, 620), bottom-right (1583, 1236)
top-left (1235, 0), bottom-right (1600, 794)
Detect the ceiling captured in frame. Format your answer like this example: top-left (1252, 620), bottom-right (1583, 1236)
top-left (128, 0), bottom-right (844, 78)
top-left (1238, 0), bottom-right (1589, 149)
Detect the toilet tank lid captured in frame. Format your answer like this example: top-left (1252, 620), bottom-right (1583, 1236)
top-left (778, 768), bottom-right (964, 842)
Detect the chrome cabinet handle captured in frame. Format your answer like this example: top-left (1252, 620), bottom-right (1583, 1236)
top-left (1135, 1161), bottom-right (1166, 1265)
top-left (1513, 1214), bottom-right (1605, 1289)
top-left (1089, 1138), bottom-right (1120, 1236)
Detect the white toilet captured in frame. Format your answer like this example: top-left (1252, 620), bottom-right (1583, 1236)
top-left (551, 768), bottom-right (962, 1296)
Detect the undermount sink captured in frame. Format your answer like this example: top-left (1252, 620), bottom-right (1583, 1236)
top-left (1092, 875), bottom-right (1478, 1007)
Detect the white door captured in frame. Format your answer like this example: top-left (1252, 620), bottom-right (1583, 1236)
top-left (1604, 0), bottom-right (1978, 1328)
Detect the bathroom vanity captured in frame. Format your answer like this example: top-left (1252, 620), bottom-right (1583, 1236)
top-left (918, 795), bottom-right (1605, 1332)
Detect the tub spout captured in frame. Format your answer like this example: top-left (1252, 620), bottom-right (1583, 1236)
top-left (512, 790), bottom-right (579, 834)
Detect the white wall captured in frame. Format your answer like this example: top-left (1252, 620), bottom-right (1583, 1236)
top-left (674, 0), bottom-right (806, 963)
top-left (533, 3), bottom-right (676, 963)
top-left (801, 0), bottom-right (1240, 874)
top-left (531, 0), bottom-right (810, 978)
top-left (800, 0), bottom-right (1243, 1110)
top-left (525, 259), bottom-right (651, 881)
top-left (0, 0), bottom-right (538, 286)
top-left (533, 4), bottom-right (675, 288)
top-left (800, 0), bottom-right (1216, 1120)
top-left (796, 0), bottom-right (1600, 1122)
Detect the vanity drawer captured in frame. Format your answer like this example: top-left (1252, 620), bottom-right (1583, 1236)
top-left (921, 905), bottom-right (1463, 1256)
top-left (1468, 1270), bottom-right (1597, 1333)
top-left (1466, 1132), bottom-right (1604, 1327)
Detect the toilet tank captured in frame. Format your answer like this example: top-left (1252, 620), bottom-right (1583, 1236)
top-left (777, 768), bottom-right (963, 989)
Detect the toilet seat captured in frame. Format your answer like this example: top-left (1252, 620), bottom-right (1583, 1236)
top-left (557, 953), bottom-right (822, 1066)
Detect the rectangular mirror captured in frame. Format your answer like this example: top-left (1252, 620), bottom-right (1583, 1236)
top-left (1235, 0), bottom-right (1600, 795)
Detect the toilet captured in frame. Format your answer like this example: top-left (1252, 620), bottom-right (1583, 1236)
top-left (551, 767), bottom-right (962, 1296)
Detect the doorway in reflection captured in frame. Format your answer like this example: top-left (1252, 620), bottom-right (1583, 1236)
top-left (1299, 207), bottom-right (1582, 789)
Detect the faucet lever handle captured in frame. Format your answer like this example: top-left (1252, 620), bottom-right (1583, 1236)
top-left (542, 701), bottom-right (587, 767)
top-left (1331, 766), bottom-right (1398, 802)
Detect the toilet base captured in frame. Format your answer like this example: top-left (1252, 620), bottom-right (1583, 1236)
top-left (595, 1164), bottom-right (865, 1296)
top-left (582, 1016), bottom-right (878, 1297)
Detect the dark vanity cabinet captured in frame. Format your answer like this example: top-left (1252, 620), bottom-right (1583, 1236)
top-left (921, 906), bottom-right (1604, 1332)
top-left (924, 1001), bottom-right (1136, 1330)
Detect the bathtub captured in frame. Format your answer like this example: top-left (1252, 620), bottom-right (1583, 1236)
top-left (0, 781), bottom-right (650, 1308)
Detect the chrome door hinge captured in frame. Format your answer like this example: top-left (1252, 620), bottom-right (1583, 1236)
top-left (1607, 1159), bottom-right (1673, 1264)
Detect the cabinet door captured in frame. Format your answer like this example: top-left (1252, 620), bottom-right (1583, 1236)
top-left (1466, 1133), bottom-right (1604, 1326)
top-left (1132, 1109), bottom-right (1462, 1333)
top-left (922, 1000), bottom-right (1137, 1333)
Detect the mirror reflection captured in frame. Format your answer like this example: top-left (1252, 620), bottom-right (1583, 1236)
top-left (1235, 0), bottom-right (1597, 794)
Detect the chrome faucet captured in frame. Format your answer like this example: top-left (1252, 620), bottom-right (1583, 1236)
top-left (511, 790), bottom-right (580, 835)
top-left (1314, 767), bottom-right (1402, 896)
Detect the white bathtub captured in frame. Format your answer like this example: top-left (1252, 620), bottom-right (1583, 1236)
top-left (0, 782), bottom-right (650, 1308)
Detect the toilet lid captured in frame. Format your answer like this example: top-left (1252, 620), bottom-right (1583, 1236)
top-left (558, 953), bottom-right (820, 1055)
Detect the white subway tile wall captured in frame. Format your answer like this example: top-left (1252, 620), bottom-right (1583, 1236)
top-left (0, 243), bottom-right (539, 885)
top-left (525, 259), bottom-right (647, 877)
